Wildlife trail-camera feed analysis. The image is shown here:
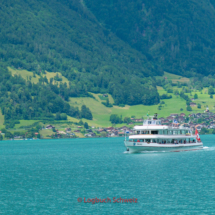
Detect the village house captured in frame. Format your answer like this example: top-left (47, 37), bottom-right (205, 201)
top-left (180, 113), bottom-right (186, 117)
top-left (170, 114), bottom-right (179, 117)
top-left (46, 125), bottom-right (55, 129)
top-left (86, 129), bottom-right (92, 132)
top-left (65, 128), bottom-right (71, 132)
top-left (74, 130), bottom-right (80, 133)
top-left (85, 132), bottom-right (96, 137)
top-left (195, 124), bottom-right (202, 131)
top-left (190, 102), bottom-right (197, 107)
top-left (167, 116), bottom-right (173, 121)
top-left (118, 126), bottom-right (129, 131)
top-left (209, 124), bottom-right (215, 129)
top-left (118, 132), bottom-right (125, 136)
top-left (196, 113), bottom-right (201, 118)
top-left (178, 116), bottom-right (185, 122)
top-left (106, 127), bottom-right (115, 131)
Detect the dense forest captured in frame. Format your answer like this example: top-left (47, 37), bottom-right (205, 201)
top-left (0, 0), bottom-right (160, 106)
top-left (85, 0), bottom-right (215, 76)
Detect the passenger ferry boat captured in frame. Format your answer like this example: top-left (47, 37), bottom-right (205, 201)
top-left (124, 113), bottom-right (203, 153)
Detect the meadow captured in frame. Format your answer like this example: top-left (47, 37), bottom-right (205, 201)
top-left (6, 68), bottom-right (215, 128)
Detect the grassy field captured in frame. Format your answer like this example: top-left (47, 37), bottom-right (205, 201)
top-left (68, 89), bottom-right (188, 127)
top-left (8, 67), bottom-right (71, 87)
top-left (156, 71), bottom-right (190, 83)
top-left (91, 93), bottom-right (114, 104)
top-left (8, 67), bottom-right (40, 84)
top-left (68, 87), bottom-right (215, 127)
top-left (15, 120), bottom-right (40, 128)
top-left (40, 129), bottom-right (54, 138)
top-left (5, 68), bottom-right (215, 129)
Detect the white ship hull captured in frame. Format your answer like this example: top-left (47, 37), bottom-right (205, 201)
top-left (124, 141), bottom-right (203, 153)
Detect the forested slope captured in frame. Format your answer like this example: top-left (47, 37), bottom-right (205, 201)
top-left (0, 0), bottom-right (160, 106)
top-left (85, 0), bottom-right (215, 76)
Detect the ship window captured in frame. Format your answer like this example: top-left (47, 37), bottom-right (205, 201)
top-left (182, 130), bottom-right (185, 134)
top-left (137, 131), bottom-right (140, 134)
top-left (173, 130), bottom-right (178, 135)
top-left (148, 121), bottom-right (151, 124)
top-left (169, 130), bottom-right (173, 135)
top-left (145, 139), bottom-right (151, 143)
top-left (151, 130), bottom-right (158, 134)
top-left (140, 139), bottom-right (144, 142)
top-left (158, 130), bottom-right (163, 134)
top-left (163, 130), bottom-right (167, 135)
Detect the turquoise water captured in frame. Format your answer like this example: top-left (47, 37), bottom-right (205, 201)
top-left (0, 136), bottom-right (215, 214)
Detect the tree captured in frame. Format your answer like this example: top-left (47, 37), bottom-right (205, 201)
top-left (1, 128), bottom-right (7, 133)
top-left (84, 122), bottom-right (89, 129)
top-left (110, 114), bottom-right (123, 124)
top-left (124, 117), bottom-right (131, 124)
top-left (81, 105), bottom-right (93, 120)
top-left (197, 103), bottom-right (201, 109)
top-left (0, 134), bottom-right (3, 141)
top-left (200, 127), bottom-right (209, 134)
top-left (212, 129), bottom-right (215, 134)
top-left (55, 112), bottom-right (61, 120)
top-left (194, 94), bottom-right (198, 99)
top-left (60, 113), bottom-right (67, 120)
top-left (174, 89), bottom-right (179, 95)
top-left (79, 120), bottom-right (84, 125)
top-left (187, 105), bottom-right (192, 111)
top-left (208, 86), bottom-right (214, 95)
top-left (5, 131), bottom-right (13, 139)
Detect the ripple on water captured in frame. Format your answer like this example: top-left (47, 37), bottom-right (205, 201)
top-left (0, 136), bottom-right (215, 214)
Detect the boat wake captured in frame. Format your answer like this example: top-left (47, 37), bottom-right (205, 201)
top-left (202, 146), bottom-right (215, 151)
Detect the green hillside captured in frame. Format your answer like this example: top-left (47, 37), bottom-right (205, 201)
top-left (6, 69), bottom-right (209, 128)
top-left (1, 0), bottom-right (215, 130)
top-left (0, 0), bottom-right (160, 106)
top-left (85, 0), bottom-right (215, 76)
top-left (4, 68), bottom-right (215, 128)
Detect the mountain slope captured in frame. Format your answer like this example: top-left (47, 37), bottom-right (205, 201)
top-left (84, 0), bottom-right (215, 76)
top-left (0, 0), bottom-right (160, 106)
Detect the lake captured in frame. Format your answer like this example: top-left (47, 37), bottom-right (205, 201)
top-left (0, 136), bottom-right (215, 214)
